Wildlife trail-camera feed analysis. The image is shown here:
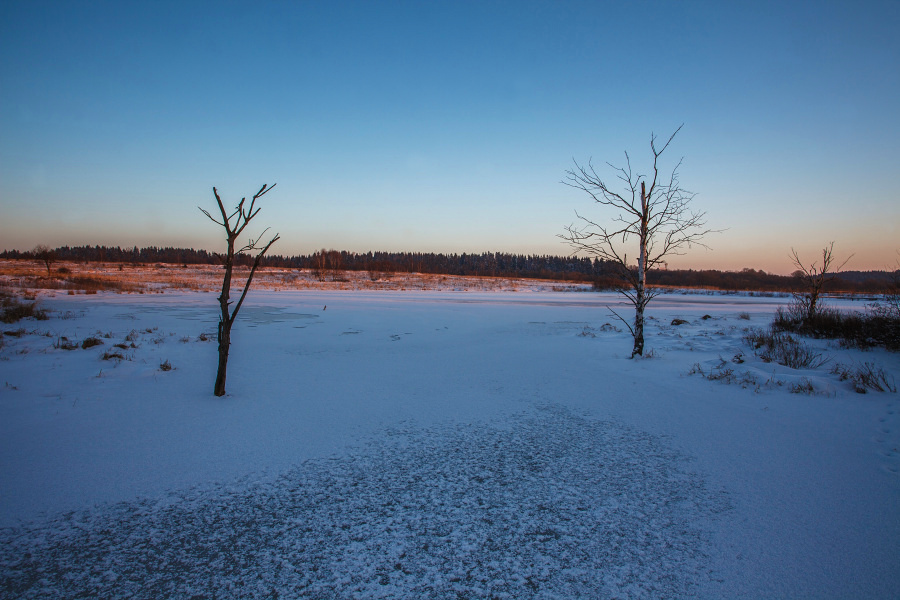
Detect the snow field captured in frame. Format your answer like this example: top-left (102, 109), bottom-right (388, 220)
top-left (1, 289), bottom-right (898, 598)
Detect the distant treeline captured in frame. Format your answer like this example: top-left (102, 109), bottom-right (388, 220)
top-left (2, 245), bottom-right (896, 293)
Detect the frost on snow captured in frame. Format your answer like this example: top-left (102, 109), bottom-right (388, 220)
top-left (0, 406), bottom-right (727, 599)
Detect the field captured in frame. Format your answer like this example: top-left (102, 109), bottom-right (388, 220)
top-left (1, 263), bottom-right (898, 598)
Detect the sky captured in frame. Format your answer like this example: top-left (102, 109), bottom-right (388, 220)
top-left (1, 0), bottom-right (898, 274)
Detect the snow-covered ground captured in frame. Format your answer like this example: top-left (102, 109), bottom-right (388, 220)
top-left (1, 288), bottom-right (898, 598)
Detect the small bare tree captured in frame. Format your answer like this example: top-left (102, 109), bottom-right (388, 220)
top-left (560, 125), bottom-right (711, 357)
top-left (33, 245), bottom-right (56, 274)
top-left (789, 242), bottom-right (852, 322)
top-left (200, 184), bottom-right (280, 396)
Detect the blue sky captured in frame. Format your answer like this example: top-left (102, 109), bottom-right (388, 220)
top-left (1, 0), bottom-right (898, 273)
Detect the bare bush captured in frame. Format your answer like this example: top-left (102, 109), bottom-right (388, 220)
top-left (789, 242), bottom-right (851, 322)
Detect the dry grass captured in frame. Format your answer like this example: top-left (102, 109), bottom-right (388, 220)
top-left (0, 294), bottom-right (49, 324)
top-left (81, 337), bottom-right (104, 349)
top-left (831, 362), bottom-right (897, 393)
top-left (0, 260), bottom-right (588, 295)
top-left (742, 327), bottom-right (829, 370)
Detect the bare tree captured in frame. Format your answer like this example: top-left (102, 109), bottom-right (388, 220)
top-left (789, 242), bottom-right (852, 322)
top-left (200, 184), bottom-right (280, 396)
top-left (33, 245), bottom-right (56, 274)
top-left (560, 125), bottom-right (711, 357)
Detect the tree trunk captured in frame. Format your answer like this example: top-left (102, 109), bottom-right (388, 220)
top-left (632, 296), bottom-right (645, 357)
top-left (201, 184), bottom-right (279, 397)
top-left (632, 181), bottom-right (649, 357)
top-left (214, 319), bottom-right (231, 396)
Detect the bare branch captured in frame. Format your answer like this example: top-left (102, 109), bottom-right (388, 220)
top-left (198, 207), bottom-right (224, 227)
top-left (231, 232), bottom-right (281, 322)
top-left (607, 306), bottom-right (635, 337)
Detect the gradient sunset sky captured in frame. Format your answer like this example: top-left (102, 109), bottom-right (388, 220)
top-left (1, 1), bottom-right (898, 274)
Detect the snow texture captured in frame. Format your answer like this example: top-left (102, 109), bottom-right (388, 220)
top-left (1, 406), bottom-right (727, 599)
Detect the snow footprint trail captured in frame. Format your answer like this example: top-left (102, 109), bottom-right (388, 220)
top-left (0, 405), bottom-right (729, 599)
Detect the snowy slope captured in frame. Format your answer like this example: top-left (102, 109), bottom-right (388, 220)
top-left (1, 290), bottom-right (898, 598)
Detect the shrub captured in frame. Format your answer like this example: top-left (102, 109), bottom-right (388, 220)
top-left (743, 327), bottom-right (828, 369)
top-left (0, 298), bottom-right (49, 324)
top-left (101, 350), bottom-right (125, 361)
top-left (774, 301), bottom-right (900, 351)
top-left (866, 302), bottom-right (900, 351)
top-left (159, 359), bottom-right (174, 372)
top-left (738, 312), bottom-right (751, 320)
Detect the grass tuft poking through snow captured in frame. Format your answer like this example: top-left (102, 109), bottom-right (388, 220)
top-left (831, 361), bottom-right (897, 394)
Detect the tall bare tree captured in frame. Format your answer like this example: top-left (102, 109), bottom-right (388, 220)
top-left (560, 125), bottom-right (711, 357)
top-left (200, 184), bottom-right (280, 396)
top-left (789, 242), bottom-right (852, 322)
